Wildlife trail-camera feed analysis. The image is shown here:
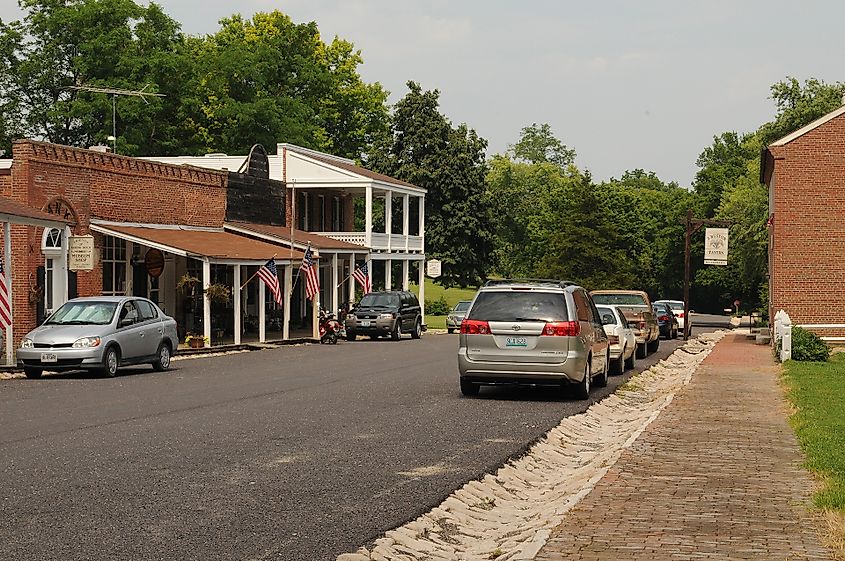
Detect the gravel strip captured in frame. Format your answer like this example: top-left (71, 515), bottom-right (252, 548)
top-left (338, 331), bottom-right (726, 561)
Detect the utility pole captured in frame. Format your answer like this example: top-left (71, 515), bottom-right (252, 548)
top-left (683, 209), bottom-right (732, 340)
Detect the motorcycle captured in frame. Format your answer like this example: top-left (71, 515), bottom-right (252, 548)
top-left (319, 307), bottom-right (342, 344)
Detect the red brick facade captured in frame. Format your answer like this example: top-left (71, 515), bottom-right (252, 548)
top-left (765, 108), bottom-right (845, 331)
top-left (0, 140), bottom-right (229, 347)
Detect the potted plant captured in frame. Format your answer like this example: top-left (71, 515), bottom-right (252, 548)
top-left (184, 333), bottom-right (210, 349)
top-left (204, 282), bottom-right (231, 304)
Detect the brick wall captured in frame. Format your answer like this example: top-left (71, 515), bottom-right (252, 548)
top-left (769, 111), bottom-right (845, 327)
top-left (1, 140), bottom-right (229, 347)
top-left (0, 169), bottom-right (10, 195)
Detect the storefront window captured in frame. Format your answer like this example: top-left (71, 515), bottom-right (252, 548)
top-left (102, 235), bottom-right (126, 295)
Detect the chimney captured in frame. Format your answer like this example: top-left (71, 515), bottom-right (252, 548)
top-left (89, 145), bottom-right (112, 153)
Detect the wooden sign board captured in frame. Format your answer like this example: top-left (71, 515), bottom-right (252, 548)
top-left (68, 235), bottom-right (94, 271)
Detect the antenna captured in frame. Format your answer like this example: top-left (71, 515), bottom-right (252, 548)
top-left (67, 84), bottom-right (166, 154)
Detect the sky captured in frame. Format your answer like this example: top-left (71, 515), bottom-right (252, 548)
top-left (1, 0), bottom-right (843, 187)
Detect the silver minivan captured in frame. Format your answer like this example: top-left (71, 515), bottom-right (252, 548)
top-left (457, 280), bottom-right (609, 399)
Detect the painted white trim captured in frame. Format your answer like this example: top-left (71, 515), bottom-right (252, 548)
top-left (368, 253), bottom-right (426, 261)
top-left (770, 105), bottom-right (845, 146)
top-left (797, 324), bottom-right (845, 329)
top-left (0, 213), bottom-right (66, 229)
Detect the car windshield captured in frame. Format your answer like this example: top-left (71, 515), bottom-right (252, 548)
top-left (596, 306), bottom-right (617, 325)
top-left (467, 291), bottom-right (568, 322)
top-left (453, 301), bottom-right (471, 312)
top-left (358, 293), bottom-right (400, 307)
top-left (45, 301), bottom-right (118, 325)
top-left (591, 293), bottom-right (647, 306)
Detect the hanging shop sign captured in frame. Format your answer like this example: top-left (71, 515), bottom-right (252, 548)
top-left (145, 248), bottom-right (165, 278)
top-left (704, 228), bottom-right (729, 266)
top-left (68, 235), bottom-right (95, 271)
top-left (426, 259), bottom-right (442, 278)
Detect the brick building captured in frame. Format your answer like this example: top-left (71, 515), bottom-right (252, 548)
top-left (762, 103), bottom-right (845, 338)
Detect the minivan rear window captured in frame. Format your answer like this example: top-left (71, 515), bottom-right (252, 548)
top-left (467, 291), bottom-right (568, 322)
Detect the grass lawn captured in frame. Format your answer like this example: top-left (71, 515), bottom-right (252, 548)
top-left (783, 353), bottom-right (845, 510)
top-left (409, 279), bottom-right (479, 330)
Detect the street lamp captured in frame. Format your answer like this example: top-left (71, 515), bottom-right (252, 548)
top-left (106, 135), bottom-right (116, 154)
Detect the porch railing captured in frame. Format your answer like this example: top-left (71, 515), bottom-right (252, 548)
top-left (319, 232), bottom-right (424, 252)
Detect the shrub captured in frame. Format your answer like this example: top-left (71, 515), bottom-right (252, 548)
top-left (426, 295), bottom-right (450, 316)
top-left (790, 326), bottom-right (830, 362)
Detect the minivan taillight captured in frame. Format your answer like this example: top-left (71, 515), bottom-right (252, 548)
top-left (460, 319), bottom-right (490, 334)
top-left (541, 321), bottom-right (580, 336)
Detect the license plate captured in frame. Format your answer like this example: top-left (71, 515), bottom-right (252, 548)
top-left (506, 337), bottom-right (527, 347)
top-left (40, 352), bottom-right (58, 363)
top-left (360, 320), bottom-right (371, 327)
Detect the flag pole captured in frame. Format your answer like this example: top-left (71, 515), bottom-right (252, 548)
top-left (240, 253), bottom-right (276, 290)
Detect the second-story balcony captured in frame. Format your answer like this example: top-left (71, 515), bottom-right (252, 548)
top-left (318, 232), bottom-right (424, 252)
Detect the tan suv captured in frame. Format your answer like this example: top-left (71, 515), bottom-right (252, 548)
top-left (457, 280), bottom-right (609, 399)
top-left (589, 290), bottom-right (659, 358)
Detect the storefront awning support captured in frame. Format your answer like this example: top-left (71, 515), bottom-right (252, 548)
top-left (283, 265), bottom-right (292, 341)
top-left (202, 260), bottom-right (212, 344)
top-left (233, 265), bottom-right (242, 346)
top-left (4, 221), bottom-right (12, 366)
top-left (258, 281), bottom-right (266, 343)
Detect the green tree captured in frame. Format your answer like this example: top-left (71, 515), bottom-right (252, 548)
top-left (509, 122), bottom-right (575, 168)
top-left (0, 0), bottom-right (185, 154)
top-left (759, 77), bottom-right (845, 146)
top-left (369, 81), bottom-right (491, 286)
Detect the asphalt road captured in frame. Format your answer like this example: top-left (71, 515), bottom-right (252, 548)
top-left (0, 329), bottom-right (709, 561)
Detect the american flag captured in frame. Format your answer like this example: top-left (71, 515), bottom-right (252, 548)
top-left (0, 256), bottom-right (11, 328)
top-left (257, 258), bottom-right (283, 306)
top-left (352, 262), bottom-right (371, 294)
top-left (300, 245), bottom-right (320, 301)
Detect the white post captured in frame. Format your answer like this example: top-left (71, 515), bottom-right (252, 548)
top-left (385, 259), bottom-right (392, 290)
top-left (233, 265), bottom-right (242, 346)
top-left (365, 185), bottom-right (373, 248)
top-left (347, 252), bottom-right (355, 304)
top-left (259, 279), bottom-right (266, 343)
top-left (283, 264), bottom-right (292, 340)
top-left (4, 221), bottom-right (13, 366)
top-left (331, 253), bottom-right (339, 315)
top-left (781, 312), bottom-right (792, 362)
top-left (418, 196), bottom-right (425, 246)
top-left (385, 192), bottom-right (392, 252)
top-left (403, 194), bottom-right (410, 251)
top-left (402, 259), bottom-right (409, 291)
top-left (202, 260), bottom-right (212, 344)
top-left (418, 259), bottom-right (425, 322)
top-left (312, 295), bottom-right (319, 340)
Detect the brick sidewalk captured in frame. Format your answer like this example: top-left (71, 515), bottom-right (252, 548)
top-left (536, 333), bottom-right (831, 561)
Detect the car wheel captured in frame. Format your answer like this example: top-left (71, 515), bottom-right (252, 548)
top-left (411, 318), bottom-right (422, 339)
top-left (23, 366), bottom-right (43, 379)
top-left (102, 346), bottom-right (120, 377)
top-left (572, 361), bottom-right (591, 400)
top-left (152, 342), bottom-right (172, 372)
top-left (595, 353), bottom-right (609, 388)
top-left (391, 320), bottom-right (401, 341)
top-left (346, 331), bottom-right (357, 342)
top-left (648, 337), bottom-right (660, 353)
top-left (624, 349), bottom-right (636, 370)
top-left (636, 342), bottom-right (647, 359)
top-left (447, 328), bottom-right (454, 334)
top-left (460, 377), bottom-right (480, 397)
top-left (610, 353), bottom-right (624, 376)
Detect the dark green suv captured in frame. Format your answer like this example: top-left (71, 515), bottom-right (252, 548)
top-left (345, 290), bottom-right (423, 341)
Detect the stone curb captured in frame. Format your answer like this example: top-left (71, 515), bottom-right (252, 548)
top-left (337, 331), bottom-right (726, 561)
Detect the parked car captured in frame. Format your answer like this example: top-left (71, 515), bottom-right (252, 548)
top-left (345, 290), bottom-right (423, 341)
top-left (446, 300), bottom-right (472, 334)
top-left (596, 305), bottom-right (637, 375)
top-left (652, 302), bottom-right (679, 339)
top-left (457, 279), bottom-right (609, 399)
top-left (654, 299), bottom-right (688, 332)
top-left (18, 296), bottom-right (179, 379)
top-left (590, 290), bottom-right (659, 358)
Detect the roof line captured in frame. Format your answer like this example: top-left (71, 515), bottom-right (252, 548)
top-left (770, 104), bottom-right (845, 146)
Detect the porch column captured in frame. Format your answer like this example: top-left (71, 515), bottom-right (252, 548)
top-left (385, 192), bottom-right (392, 251)
top-left (259, 279), bottom-right (266, 343)
top-left (233, 265), bottom-right (242, 346)
top-left (403, 194), bottom-right (410, 251)
top-left (365, 185), bottom-right (373, 248)
top-left (283, 264), bottom-right (292, 340)
top-left (385, 259), bottom-right (392, 290)
top-left (347, 252), bottom-right (356, 303)
top-left (331, 252), bottom-right (339, 315)
top-left (402, 259), bottom-right (409, 291)
top-left (418, 196), bottom-right (425, 246)
top-left (418, 260), bottom-right (425, 321)
top-left (202, 260), bottom-right (212, 343)
top-left (4, 221), bottom-right (12, 366)
top-left (312, 295), bottom-right (319, 339)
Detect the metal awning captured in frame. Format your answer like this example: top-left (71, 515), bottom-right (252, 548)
top-left (89, 222), bottom-right (307, 264)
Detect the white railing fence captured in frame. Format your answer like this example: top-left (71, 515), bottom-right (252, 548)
top-left (773, 310), bottom-right (792, 362)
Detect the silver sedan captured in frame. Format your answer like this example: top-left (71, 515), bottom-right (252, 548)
top-left (18, 296), bottom-right (179, 379)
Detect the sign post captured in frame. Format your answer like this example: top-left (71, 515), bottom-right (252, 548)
top-left (683, 210), bottom-right (732, 340)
